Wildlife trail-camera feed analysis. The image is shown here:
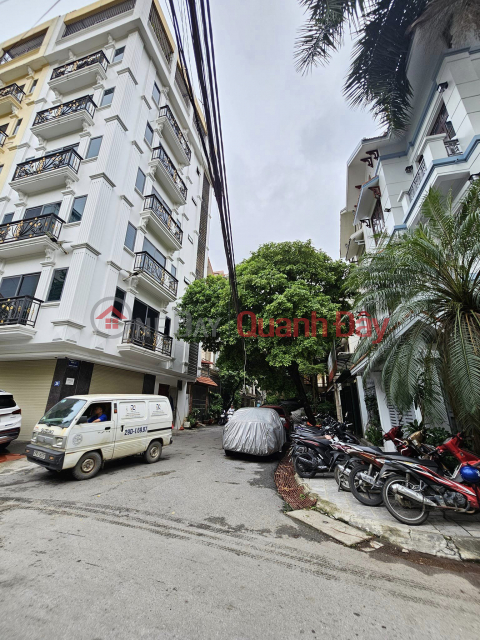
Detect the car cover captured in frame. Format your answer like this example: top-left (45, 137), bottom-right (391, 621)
top-left (223, 407), bottom-right (286, 456)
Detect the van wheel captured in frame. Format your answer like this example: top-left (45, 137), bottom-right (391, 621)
top-left (144, 440), bottom-right (162, 464)
top-left (72, 451), bottom-right (102, 481)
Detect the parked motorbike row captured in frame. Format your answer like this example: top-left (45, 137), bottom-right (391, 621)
top-left (290, 415), bottom-right (480, 526)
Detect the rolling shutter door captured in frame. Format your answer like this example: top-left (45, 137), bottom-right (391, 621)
top-left (0, 360), bottom-right (56, 440)
top-left (89, 364), bottom-right (144, 395)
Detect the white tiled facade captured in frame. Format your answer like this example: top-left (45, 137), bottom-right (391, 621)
top-left (0, 0), bottom-right (212, 437)
top-left (340, 29), bottom-right (480, 437)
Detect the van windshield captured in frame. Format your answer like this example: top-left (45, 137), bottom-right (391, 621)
top-left (39, 398), bottom-right (87, 427)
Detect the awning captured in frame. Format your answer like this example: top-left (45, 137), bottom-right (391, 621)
top-left (195, 376), bottom-right (218, 387)
top-left (353, 176), bottom-right (379, 225)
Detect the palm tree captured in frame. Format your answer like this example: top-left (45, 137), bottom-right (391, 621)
top-left (295, 0), bottom-right (480, 131)
top-left (348, 182), bottom-right (480, 448)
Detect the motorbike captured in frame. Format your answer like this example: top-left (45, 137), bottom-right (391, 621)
top-left (290, 420), bottom-right (360, 479)
top-left (218, 410), bottom-right (228, 426)
top-left (379, 433), bottom-right (480, 525)
top-left (335, 428), bottom-right (433, 506)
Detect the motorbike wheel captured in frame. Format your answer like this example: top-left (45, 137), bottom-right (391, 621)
top-left (349, 463), bottom-right (383, 506)
top-left (334, 465), bottom-right (351, 492)
top-left (293, 453), bottom-right (317, 479)
top-left (382, 474), bottom-right (431, 525)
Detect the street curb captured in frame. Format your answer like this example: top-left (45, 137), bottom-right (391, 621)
top-left (294, 473), bottom-right (480, 562)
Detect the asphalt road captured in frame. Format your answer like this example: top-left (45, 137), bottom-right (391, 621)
top-left (0, 425), bottom-right (479, 640)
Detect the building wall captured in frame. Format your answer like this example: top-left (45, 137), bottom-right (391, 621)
top-left (0, 0), bottom-right (213, 438)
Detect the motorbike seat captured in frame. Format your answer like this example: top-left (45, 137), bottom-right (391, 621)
top-left (356, 445), bottom-right (383, 454)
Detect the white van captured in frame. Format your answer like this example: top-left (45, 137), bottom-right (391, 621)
top-left (25, 395), bottom-right (173, 480)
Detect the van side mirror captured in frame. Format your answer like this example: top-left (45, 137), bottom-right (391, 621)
top-left (77, 416), bottom-right (89, 424)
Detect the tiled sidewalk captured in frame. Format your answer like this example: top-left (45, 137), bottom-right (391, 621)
top-left (300, 474), bottom-right (480, 560)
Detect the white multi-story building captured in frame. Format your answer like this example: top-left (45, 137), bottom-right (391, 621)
top-left (339, 27), bottom-right (480, 439)
top-left (0, 0), bottom-right (213, 438)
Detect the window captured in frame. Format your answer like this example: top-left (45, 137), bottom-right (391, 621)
top-left (0, 123), bottom-right (7, 134)
top-left (112, 47), bottom-right (125, 63)
top-left (196, 167), bottom-right (201, 176)
top-left (0, 272), bottom-right (40, 299)
top-left (152, 82), bottom-right (161, 106)
top-left (113, 287), bottom-right (126, 318)
top-left (132, 298), bottom-right (159, 329)
top-left (86, 136), bottom-right (102, 159)
top-left (29, 79), bottom-right (38, 93)
top-left (184, 277), bottom-right (191, 285)
top-left (2, 213), bottom-right (13, 224)
top-left (188, 234), bottom-right (194, 244)
top-left (47, 268), bottom-right (68, 302)
top-left (164, 316), bottom-right (171, 336)
top-left (69, 196), bottom-right (88, 223)
top-left (171, 264), bottom-right (177, 278)
top-left (100, 87), bottom-right (115, 107)
top-left (24, 202), bottom-right (61, 220)
top-left (143, 237), bottom-right (165, 266)
top-left (135, 168), bottom-right (146, 194)
top-left (145, 122), bottom-right (154, 146)
top-left (49, 143), bottom-right (79, 155)
top-left (124, 222), bottom-right (137, 252)
top-left (13, 119), bottom-right (22, 136)
top-left (0, 165), bottom-right (3, 174)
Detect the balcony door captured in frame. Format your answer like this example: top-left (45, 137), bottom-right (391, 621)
top-left (0, 272), bottom-right (40, 299)
top-left (132, 298), bottom-right (160, 351)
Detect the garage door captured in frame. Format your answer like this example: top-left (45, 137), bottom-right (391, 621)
top-left (89, 364), bottom-right (144, 395)
top-left (0, 360), bottom-right (56, 440)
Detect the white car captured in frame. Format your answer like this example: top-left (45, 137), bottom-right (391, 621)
top-left (0, 389), bottom-right (22, 449)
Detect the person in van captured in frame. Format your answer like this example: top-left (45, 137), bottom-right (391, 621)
top-left (88, 405), bottom-right (108, 423)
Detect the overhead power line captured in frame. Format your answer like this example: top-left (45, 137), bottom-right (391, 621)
top-left (168, 0), bottom-right (239, 316)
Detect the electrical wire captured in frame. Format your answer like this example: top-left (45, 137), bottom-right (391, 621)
top-left (170, 0), bottom-right (239, 313)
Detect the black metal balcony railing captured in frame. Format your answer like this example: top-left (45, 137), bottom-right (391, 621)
top-left (51, 50), bottom-right (108, 80)
top-left (149, 2), bottom-right (174, 64)
top-left (134, 251), bottom-right (178, 297)
top-left (122, 320), bottom-right (173, 357)
top-left (33, 95), bottom-right (96, 126)
top-left (0, 213), bottom-right (64, 245)
top-left (144, 194), bottom-right (183, 244)
top-left (407, 158), bottom-right (427, 201)
top-left (151, 144), bottom-right (187, 200)
top-left (0, 295), bottom-right (42, 327)
top-left (444, 139), bottom-right (462, 157)
top-left (0, 82), bottom-right (25, 103)
top-left (158, 105), bottom-right (191, 161)
top-left (13, 148), bottom-right (82, 181)
top-left (0, 131), bottom-right (6, 147)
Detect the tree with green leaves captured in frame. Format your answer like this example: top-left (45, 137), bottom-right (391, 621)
top-left (295, 0), bottom-right (480, 131)
top-left (177, 241), bottom-right (351, 424)
top-left (349, 182), bottom-right (480, 449)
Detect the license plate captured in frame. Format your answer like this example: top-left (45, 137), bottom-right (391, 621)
top-left (33, 451), bottom-right (46, 460)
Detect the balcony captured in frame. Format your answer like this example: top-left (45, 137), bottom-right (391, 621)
top-left (407, 158), bottom-right (427, 201)
top-left (0, 83), bottom-right (25, 116)
top-left (133, 251), bottom-right (178, 303)
top-left (118, 321), bottom-right (173, 362)
top-left (157, 105), bottom-right (191, 165)
top-left (150, 144), bottom-right (187, 205)
top-left (49, 51), bottom-right (108, 95)
top-left (140, 194), bottom-right (183, 251)
top-left (0, 213), bottom-right (63, 258)
top-left (31, 95), bottom-right (96, 141)
top-left (10, 148), bottom-right (82, 195)
top-left (0, 296), bottom-right (41, 341)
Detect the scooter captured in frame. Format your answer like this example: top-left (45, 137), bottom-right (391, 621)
top-left (379, 433), bottom-right (480, 525)
top-left (218, 410), bottom-right (228, 426)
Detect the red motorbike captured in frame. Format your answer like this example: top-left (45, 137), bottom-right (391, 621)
top-left (379, 433), bottom-right (480, 525)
